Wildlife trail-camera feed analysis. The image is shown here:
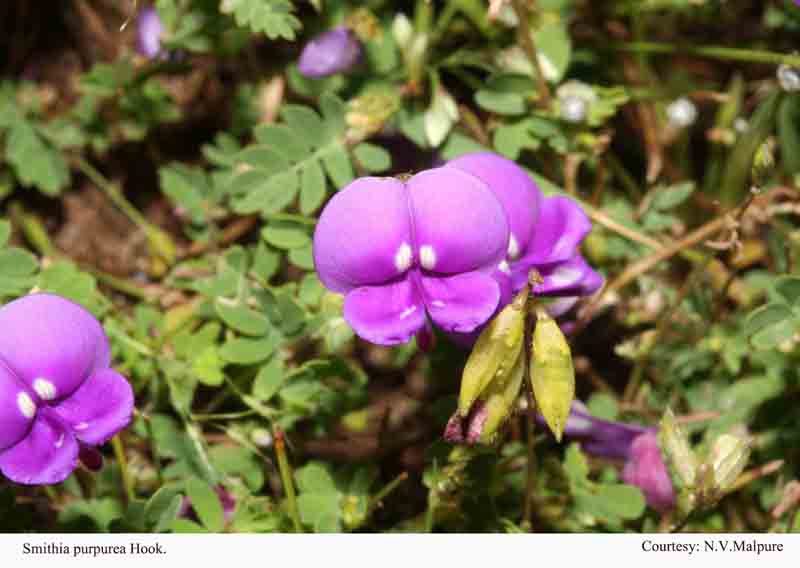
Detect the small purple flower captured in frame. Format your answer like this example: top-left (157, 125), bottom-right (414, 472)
top-left (0, 294), bottom-right (134, 485)
top-left (550, 402), bottom-right (675, 512)
top-left (137, 7), bottom-right (165, 59)
top-left (447, 152), bottom-right (602, 304)
top-left (313, 168), bottom-right (510, 345)
top-left (298, 27), bottom-right (362, 78)
top-left (622, 431), bottom-right (676, 513)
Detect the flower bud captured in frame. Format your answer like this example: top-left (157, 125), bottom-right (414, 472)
top-left (777, 64), bottom-right (800, 92)
top-left (658, 408), bottom-right (698, 488)
top-left (392, 14), bottom-right (414, 51)
top-left (530, 308), bottom-right (575, 441)
top-left (298, 27), bottom-right (362, 78)
top-left (560, 96), bottom-right (588, 124)
top-left (666, 97), bottom-right (698, 129)
top-left (457, 289), bottom-right (527, 415)
top-left (708, 433), bottom-right (751, 494)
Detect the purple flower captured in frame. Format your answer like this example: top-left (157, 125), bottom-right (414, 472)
top-left (298, 27), bottom-right (362, 78)
top-left (447, 152), bottom-right (602, 304)
top-left (622, 431), bottom-right (676, 513)
top-left (137, 7), bottom-right (165, 59)
top-left (312, 168), bottom-right (510, 345)
top-left (551, 402), bottom-right (675, 512)
top-left (0, 294), bottom-right (134, 485)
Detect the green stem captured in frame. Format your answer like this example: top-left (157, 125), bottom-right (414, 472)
top-left (368, 472), bottom-right (409, 514)
top-left (73, 157), bottom-right (151, 232)
top-left (8, 203), bottom-right (56, 257)
top-left (274, 428), bottom-right (303, 533)
top-left (111, 435), bottom-right (135, 504)
top-left (606, 41), bottom-right (800, 67)
top-left (511, 0), bottom-right (551, 107)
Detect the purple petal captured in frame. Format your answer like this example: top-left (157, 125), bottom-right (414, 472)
top-left (53, 368), bottom-right (134, 446)
top-left (408, 167), bottom-right (509, 274)
top-left (420, 272), bottom-right (500, 334)
top-left (313, 177), bottom-right (412, 293)
top-left (137, 8), bottom-right (164, 59)
top-left (447, 152), bottom-right (543, 260)
top-left (622, 432), bottom-right (676, 512)
top-left (511, 196), bottom-right (591, 290)
top-left (297, 27), bottom-right (362, 78)
top-left (534, 254), bottom-right (604, 297)
top-left (0, 362), bottom-right (36, 451)
top-left (0, 294), bottom-right (110, 403)
top-left (343, 277), bottom-right (425, 345)
top-left (0, 413), bottom-right (79, 485)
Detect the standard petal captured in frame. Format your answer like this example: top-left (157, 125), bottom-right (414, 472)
top-left (53, 368), bottom-right (134, 446)
top-left (0, 363), bottom-right (36, 451)
top-left (0, 413), bottom-right (79, 485)
top-left (447, 152), bottom-right (543, 259)
top-left (0, 294), bottom-right (110, 402)
top-left (622, 432), bottom-right (676, 512)
top-left (524, 195), bottom-right (591, 265)
top-left (408, 167), bottom-right (509, 274)
top-left (533, 254), bottom-right (604, 297)
top-left (343, 277), bottom-right (425, 345)
top-left (313, 177), bottom-right (413, 293)
top-left (420, 272), bottom-right (500, 334)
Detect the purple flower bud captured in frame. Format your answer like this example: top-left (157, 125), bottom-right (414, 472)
top-left (137, 7), bottom-right (165, 59)
top-left (622, 432), bottom-right (676, 513)
top-left (297, 27), bottom-right (362, 78)
top-left (312, 168), bottom-right (510, 345)
top-left (0, 294), bottom-right (134, 485)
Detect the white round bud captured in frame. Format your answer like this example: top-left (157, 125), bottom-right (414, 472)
top-left (666, 97), bottom-right (698, 129)
top-left (560, 95), bottom-right (587, 123)
top-left (777, 64), bottom-right (800, 92)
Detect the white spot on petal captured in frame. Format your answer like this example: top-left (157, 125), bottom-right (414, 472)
top-left (498, 260), bottom-right (511, 275)
top-left (17, 392), bottom-right (36, 419)
top-left (33, 378), bottom-right (57, 401)
top-left (549, 266), bottom-right (583, 288)
top-left (74, 422), bottom-right (90, 431)
top-left (430, 300), bottom-right (446, 308)
top-left (399, 306), bottom-right (417, 320)
top-left (54, 434), bottom-right (65, 448)
top-left (419, 245), bottom-right (437, 270)
top-left (394, 243), bottom-right (413, 272)
top-left (507, 235), bottom-right (520, 259)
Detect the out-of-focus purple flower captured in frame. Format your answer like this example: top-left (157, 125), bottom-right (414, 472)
top-left (0, 294), bottom-right (134, 485)
top-left (137, 7), bottom-right (165, 59)
top-left (312, 168), bottom-right (509, 345)
top-left (548, 402), bottom-right (675, 512)
top-left (622, 432), bottom-right (676, 513)
top-left (297, 27), bottom-right (362, 78)
top-left (180, 485), bottom-right (236, 524)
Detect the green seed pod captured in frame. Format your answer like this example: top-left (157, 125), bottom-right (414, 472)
top-left (658, 408), bottom-right (698, 488)
top-left (530, 308), bottom-right (575, 442)
top-left (458, 289), bottom-right (527, 416)
top-left (477, 348), bottom-right (525, 444)
top-left (708, 433), bottom-right (751, 494)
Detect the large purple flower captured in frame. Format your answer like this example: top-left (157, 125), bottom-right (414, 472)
top-left (0, 294), bottom-right (134, 485)
top-left (551, 402), bottom-right (675, 512)
top-left (313, 168), bottom-right (510, 345)
top-left (297, 27), bottom-right (362, 78)
top-left (447, 152), bottom-right (602, 305)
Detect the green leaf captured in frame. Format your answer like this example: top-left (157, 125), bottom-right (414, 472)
top-left (58, 498), bottom-right (123, 532)
top-left (171, 518), bottom-right (208, 533)
top-left (145, 486), bottom-right (184, 532)
top-left (192, 346), bottom-right (225, 386)
top-left (160, 164), bottom-right (210, 224)
top-left (774, 275), bottom-right (800, 305)
top-left (587, 392), bottom-right (618, 421)
top-left (184, 478), bottom-right (224, 532)
top-left (251, 242), bottom-right (281, 283)
top-left (230, 169), bottom-right (300, 216)
top-left (296, 493), bottom-right (341, 532)
top-left (353, 143), bottom-right (392, 173)
top-left (288, 245), bottom-right (315, 270)
top-left (650, 182), bottom-right (695, 211)
top-left (583, 484), bottom-right (646, 521)
top-left (322, 146), bottom-right (355, 189)
top-left (475, 90), bottom-right (527, 115)
top-left (744, 302), bottom-right (793, 337)
top-left (5, 117), bottom-right (70, 195)
top-left (261, 222), bottom-right (311, 249)
top-left (215, 297), bottom-right (270, 336)
top-left (0, 220), bottom-right (10, 247)
top-left (299, 160), bottom-right (327, 214)
top-left (220, 0), bottom-right (301, 40)
top-left (219, 333), bottom-right (281, 364)
top-left (252, 356), bottom-right (285, 402)
top-left (296, 461), bottom-right (338, 494)
top-left (751, 318), bottom-right (796, 349)
top-left (778, 95), bottom-right (800, 175)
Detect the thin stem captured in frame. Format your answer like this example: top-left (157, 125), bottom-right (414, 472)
top-left (111, 435), bottom-right (135, 505)
top-left (606, 41), bottom-right (800, 67)
top-left (368, 472), bottom-right (409, 514)
top-left (274, 428), bottom-right (303, 533)
top-left (73, 156), bottom-right (150, 232)
top-left (511, 0), bottom-right (551, 107)
top-left (522, 286), bottom-right (537, 529)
